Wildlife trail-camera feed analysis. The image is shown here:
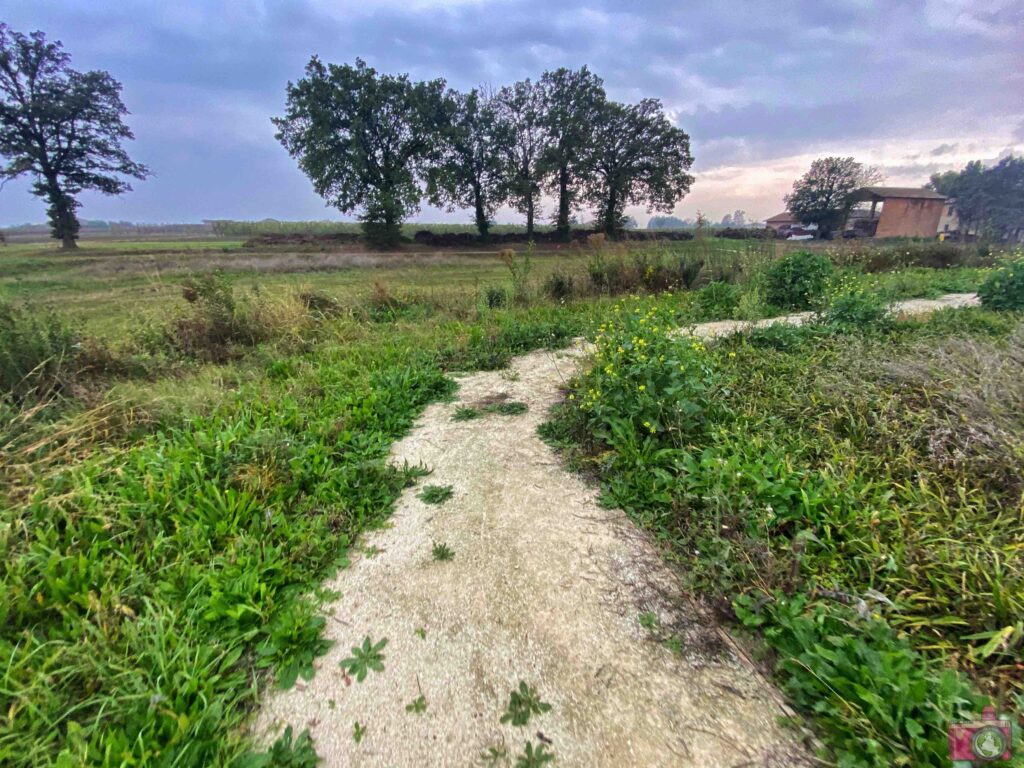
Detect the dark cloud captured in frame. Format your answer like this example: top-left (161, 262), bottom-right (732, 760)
top-left (1, 0), bottom-right (1022, 224)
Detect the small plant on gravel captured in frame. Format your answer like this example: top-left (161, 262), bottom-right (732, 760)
top-left (481, 744), bottom-right (509, 765)
top-left (352, 721), bottom-right (366, 744)
top-left (420, 484), bottom-right (454, 504)
top-left (406, 694), bottom-right (428, 714)
top-left (453, 406), bottom-right (482, 421)
top-left (484, 401), bottom-right (528, 415)
top-left (764, 250), bottom-right (834, 310)
top-left (414, 627), bottom-right (426, 639)
top-left (500, 681), bottom-right (552, 726)
top-left (241, 726), bottom-right (318, 768)
top-left (339, 636), bottom-right (388, 682)
top-left (978, 257), bottom-right (1024, 310)
top-left (515, 742), bottom-right (555, 767)
top-left (637, 611), bottom-right (660, 632)
top-left (432, 541), bottom-right (455, 561)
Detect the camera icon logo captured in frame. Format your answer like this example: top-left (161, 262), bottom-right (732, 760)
top-left (949, 706), bottom-right (1012, 763)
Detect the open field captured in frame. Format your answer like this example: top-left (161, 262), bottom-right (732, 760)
top-left (1, 237), bottom-right (1021, 767)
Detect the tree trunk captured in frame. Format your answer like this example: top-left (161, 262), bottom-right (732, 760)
top-left (525, 195), bottom-right (535, 239)
top-left (556, 166), bottom-right (570, 242)
top-left (474, 185), bottom-right (489, 241)
top-left (44, 180), bottom-right (80, 250)
top-left (603, 190), bottom-right (617, 236)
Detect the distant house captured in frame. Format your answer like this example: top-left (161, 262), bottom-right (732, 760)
top-left (846, 187), bottom-right (946, 239)
top-left (765, 211), bottom-right (798, 233)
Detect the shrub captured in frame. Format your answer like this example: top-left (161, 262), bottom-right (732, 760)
top-left (764, 251), bottom-right (834, 310)
top-left (695, 282), bottom-right (742, 320)
top-left (820, 276), bottom-right (892, 330)
top-left (543, 271), bottom-right (575, 301)
top-left (0, 301), bottom-right (77, 402)
top-left (484, 286), bottom-right (508, 309)
top-left (586, 233), bottom-right (606, 250)
top-left (978, 258), bottom-right (1024, 311)
top-left (500, 248), bottom-right (533, 305)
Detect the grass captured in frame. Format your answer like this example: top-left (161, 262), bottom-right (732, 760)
top-left (0, 236), bottom-right (1014, 766)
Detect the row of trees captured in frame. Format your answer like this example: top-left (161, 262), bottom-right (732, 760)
top-left (274, 59), bottom-right (695, 246)
top-left (929, 157), bottom-right (1024, 242)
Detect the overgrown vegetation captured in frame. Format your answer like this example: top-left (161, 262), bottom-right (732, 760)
top-left (0, 242), bottom-right (1013, 765)
top-left (543, 296), bottom-right (1024, 766)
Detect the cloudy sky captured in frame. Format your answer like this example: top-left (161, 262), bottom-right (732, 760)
top-left (2, 0), bottom-right (1022, 226)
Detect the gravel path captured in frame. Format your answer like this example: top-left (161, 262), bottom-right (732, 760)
top-left (255, 293), bottom-right (978, 767)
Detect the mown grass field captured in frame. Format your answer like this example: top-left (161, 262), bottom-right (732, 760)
top-left (1, 235), bottom-right (1020, 767)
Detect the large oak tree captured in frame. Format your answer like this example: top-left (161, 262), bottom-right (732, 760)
top-left (274, 58), bottom-right (446, 248)
top-left (583, 99), bottom-right (693, 236)
top-left (538, 67), bottom-right (606, 241)
top-left (426, 88), bottom-right (507, 239)
top-left (0, 25), bottom-right (148, 249)
top-left (494, 78), bottom-right (547, 238)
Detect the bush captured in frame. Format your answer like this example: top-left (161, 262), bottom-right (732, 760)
top-left (543, 271), bottom-right (575, 301)
top-left (764, 251), bottom-right (834, 310)
top-left (483, 286), bottom-right (507, 309)
top-left (978, 258), bottom-right (1024, 311)
top-left (820, 276), bottom-right (892, 330)
top-left (0, 301), bottom-right (77, 402)
top-left (695, 282), bottom-right (742, 320)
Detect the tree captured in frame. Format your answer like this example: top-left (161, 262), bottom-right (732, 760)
top-left (0, 25), bottom-right (148, 249)
top-left (273, 58), bottom-right (446, 248)
top-left (538, 67), bottom-right (606, 241)
top-left (785, 157), bottom-right (883, 239)
top-left (927, 170), bottom-right (960, 196)
top-left (987, 156), bottom-right (1024, 242)
top-left (494, 78), bottom-right (547, 237)
top-left (582, 99), bottom-right (693, 237)
top-left (732, 209), bottom-right (747, 227)
top-left (721, 213), bottom-right (733, 227)
top-left (426, 88), bottom-right (507, 239)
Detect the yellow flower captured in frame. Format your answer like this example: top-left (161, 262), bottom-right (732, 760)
top-left (638, 384), bottom-right (646, 392)
top-left (728, 351), bottom-right (736, 358)
top-left (568, 394), bottom-right (575, 400)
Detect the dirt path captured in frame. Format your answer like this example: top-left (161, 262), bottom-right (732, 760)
top-left (256, 293), bottom-right (979, 767)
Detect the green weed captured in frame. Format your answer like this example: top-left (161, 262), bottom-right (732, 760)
top-left (352, 721), bottom-right (366, 744)
top-left (484, 401), bottom-right (528, 415)
top-left (431, 542), bottom-right (455, 562)
top-left (340, 636), bottom-right (388, 683)
top-left (500, 681), bottom-right (552, 726)
top-left (514, 741), bottom-right (555, 767)
top-left (406, 695), bottom-right (428, 715)
top-left (420, 484), bottom-right (454, 504)
top-left (239, 726), bottom-right (318, 768)
top-left (453, 406), bottom-right (482, 421)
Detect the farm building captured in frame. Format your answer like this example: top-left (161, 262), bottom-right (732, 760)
top-left (847, 186), bottom-right (946, 239)
top-left (765, 211), bottom-right (799, 233)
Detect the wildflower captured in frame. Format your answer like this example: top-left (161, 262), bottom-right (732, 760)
top-left (638, 384), bottom-right (646, 392)
top-left (728, 351), bottom-right (736, 358)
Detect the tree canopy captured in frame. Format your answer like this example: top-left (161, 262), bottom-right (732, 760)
top-left (785, 157), bottom-right (882, 238)
top-left (273, 57), bottom-right (446, 247)
top-left (930, 157), bottom-right (1024, 242)
top-left (426, 88), bottom-right (507, 239)
top-left (583, 99), bottom-right (693, 236)
top-left (494, 78), bottom-right (547, 237)
top-left (0, 25), bottom-right (148, 248)
top-left (538, 67), bottom-right (606, 241)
